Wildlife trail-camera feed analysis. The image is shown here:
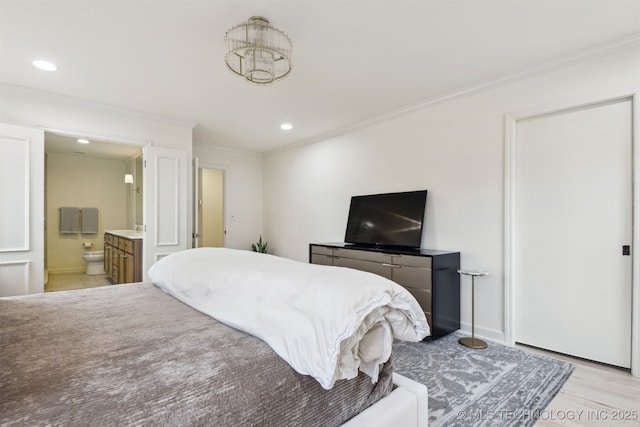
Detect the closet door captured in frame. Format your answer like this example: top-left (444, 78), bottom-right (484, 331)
top-left (0, 123), bottom-right (44, 296)
top-left (515, 99), bottom-right (632, 368)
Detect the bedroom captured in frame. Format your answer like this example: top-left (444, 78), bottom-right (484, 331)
top-left (1, 0), bottom-right (640, 425)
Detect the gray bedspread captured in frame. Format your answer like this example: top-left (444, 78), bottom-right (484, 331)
top-left (0, 283), bottom-right (392, 426)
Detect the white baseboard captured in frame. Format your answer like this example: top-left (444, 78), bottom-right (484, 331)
top-left (458, 322), bottom-right (506, 345)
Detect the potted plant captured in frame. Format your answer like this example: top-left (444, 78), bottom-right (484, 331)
top-left (251, 235), bottom-right (269, 253)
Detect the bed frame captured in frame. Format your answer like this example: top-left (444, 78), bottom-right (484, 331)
top-left (343, 373), bottom-right (428, 427)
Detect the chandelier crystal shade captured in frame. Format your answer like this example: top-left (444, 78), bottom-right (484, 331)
top-left (224, 16), bottom-right (292, 85)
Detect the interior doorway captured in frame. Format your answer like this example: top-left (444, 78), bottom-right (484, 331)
top-left (195, 166), bottom-right (226, 248)
top-left (43, 132), bottom-right (142, 292)
top-left (507, 96), bottom-right (635, 370)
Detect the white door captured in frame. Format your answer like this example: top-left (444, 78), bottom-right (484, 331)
top-left (142, 146), bottom-right (188, 280)
top-left (515, 99), bottom-right (632, 368)
top-left (0, 123), bottom-right (45, 297)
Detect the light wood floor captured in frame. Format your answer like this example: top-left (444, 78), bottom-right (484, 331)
top-left (516, 344), bottom-right (640, 426)
top-left (45, 272), bottom-right (112, 292)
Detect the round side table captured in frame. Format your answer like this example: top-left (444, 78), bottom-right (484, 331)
top-left (458, 269), bottom-right (489, 349)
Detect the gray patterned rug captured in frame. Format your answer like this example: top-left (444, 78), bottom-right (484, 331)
top-left (393, 332), bottom-right (574, 426)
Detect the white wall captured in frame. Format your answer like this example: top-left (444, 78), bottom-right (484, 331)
top-left (0, 84), bottom-right (193, 151)
top-left (263, 45), bottom-right (640, 342)
top-left (0, 83), bottom-right (194, 262)
top-left (46, 153), bottom-right (128, 273)
top-left (193, 143), bottom-right (263, 251)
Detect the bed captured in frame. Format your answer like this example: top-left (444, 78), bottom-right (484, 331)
top-left (0, 248), bottom-right (429, 426)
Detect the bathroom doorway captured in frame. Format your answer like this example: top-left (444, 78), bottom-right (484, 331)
top-left (194, 165), bottom-right (226, 248)
top-left (44, 132), bottom-right (142, 292)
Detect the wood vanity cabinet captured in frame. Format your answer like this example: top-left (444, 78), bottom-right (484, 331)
top-left (309, 243), bottom-right (460, 338)
top-left (104, 239), bottom-right (112, 278)
top-left (104, 233), bottom-right (142, 284)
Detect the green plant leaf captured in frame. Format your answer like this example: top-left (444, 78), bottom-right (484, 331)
top-left (251, 235), bottom-right (268, 253)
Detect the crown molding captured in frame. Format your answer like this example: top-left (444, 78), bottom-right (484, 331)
top-left (265, 33), bottom-right (640, 157)
top-left (0, 83), bottom-right (198, 130)
top-left (193, 140), bottom-right (263, 158)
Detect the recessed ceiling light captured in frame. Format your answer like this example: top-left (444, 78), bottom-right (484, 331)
top-left (77, 138), bottom-right (90, 144)
top-left (281, 123), bottom-right (293, 130)
top-left (32, 60), bottom-right (58, 71)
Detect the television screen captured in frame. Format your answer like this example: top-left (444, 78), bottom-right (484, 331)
top-left (344, 190), bottom-right (427, 248)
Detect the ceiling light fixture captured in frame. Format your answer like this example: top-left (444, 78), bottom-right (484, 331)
top-left (32, 60), bottom-right (58, 71)
top-left (224, 16), bottom-right (292, 85)
top-left (77, 138), bottom-right (90, 144)
top-left (280, 123), bottom-right (293, 130)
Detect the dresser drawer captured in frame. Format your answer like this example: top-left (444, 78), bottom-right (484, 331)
top-left (310, 245), bottom-right (334, 256)
top-left (391, 254), bottom-right (431, 268)
top-left (104, 233), bottom-right (113, 245)
top-left (391, 265), bottom-right (432, 291)
top-left (334, 256), bottom-right (392, 280)
top-left (311, 253), bottom-right (334, 266)
top-left (335, 247), bottom-right (392, 264)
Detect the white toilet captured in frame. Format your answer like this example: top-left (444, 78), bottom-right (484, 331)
top-left (82, 251), bottom-right (105, 275)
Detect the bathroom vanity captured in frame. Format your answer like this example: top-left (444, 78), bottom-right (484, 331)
top-left (104, 231), bottom-right (143, 284)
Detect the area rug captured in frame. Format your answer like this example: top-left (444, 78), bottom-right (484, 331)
top-left (393, 332), bottom-right (574, 426)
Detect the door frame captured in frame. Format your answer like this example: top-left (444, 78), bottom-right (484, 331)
top-left (504, 90), bottom-right (640, 377)
top-left (193, 159), bottom-right (228, 248)
top-left (40, 127), bottom-right (150, 271)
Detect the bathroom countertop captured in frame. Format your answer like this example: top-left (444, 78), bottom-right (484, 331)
top-left (105, 230), bottom-right (144, 239)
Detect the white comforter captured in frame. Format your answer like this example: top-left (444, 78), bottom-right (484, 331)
top-left (148, 248), bottom-right (430, 389)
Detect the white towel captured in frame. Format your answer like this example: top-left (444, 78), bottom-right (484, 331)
top-left (81, 208), bottom-right (99, 234)
top-left (59, 207), bottom-right (80, 234)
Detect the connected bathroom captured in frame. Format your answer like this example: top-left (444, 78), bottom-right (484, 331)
top-left (44, 132), bottom-right (143, 292)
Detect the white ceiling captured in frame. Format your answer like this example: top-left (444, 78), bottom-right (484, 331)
top-left (1, 1), bottom-right (639, 153)
top-left (45, 132), bottom-right (142, 160)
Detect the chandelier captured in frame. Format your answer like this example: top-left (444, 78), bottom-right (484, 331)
top-left (224, 16), bottom-right (293, 85)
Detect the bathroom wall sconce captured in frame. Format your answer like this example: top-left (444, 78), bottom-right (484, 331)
top-left (125, 174), bottom-right (141, 194)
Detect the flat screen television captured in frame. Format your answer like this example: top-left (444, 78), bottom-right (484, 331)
top-left (344, 190), bottom-right (428, 249)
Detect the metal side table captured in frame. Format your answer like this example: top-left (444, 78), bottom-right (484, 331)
top-left (458, 269), bottom-right (488, 349)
